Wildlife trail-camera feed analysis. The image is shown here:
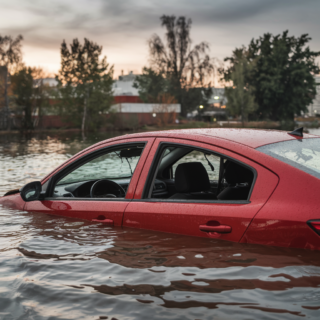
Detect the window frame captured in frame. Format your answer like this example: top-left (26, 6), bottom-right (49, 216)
top-left (141, 142), bottom-right (257, 203)
top-left (45, 142), bottom-right (147, 200)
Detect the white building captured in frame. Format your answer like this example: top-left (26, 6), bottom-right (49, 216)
top-left (112, 71), bottom-right (139, 96)
top-left (111, 103), bottom-right (181, 114)
top-left (33, 78), bottom-right (58, 87)
top-left (307, 75), bottom-right (320, 116)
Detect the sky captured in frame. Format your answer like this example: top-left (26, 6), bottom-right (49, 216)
top-left (1, 0), bottom-right (320, 81)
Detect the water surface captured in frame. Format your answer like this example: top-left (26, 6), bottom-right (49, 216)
top-left (1, 131), bottom-right (320, 320)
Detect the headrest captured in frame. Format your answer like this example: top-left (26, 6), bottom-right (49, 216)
top-left (224, 160), bottom-right (253, 184)
top-left (175, 162), bottom-right (210, 193)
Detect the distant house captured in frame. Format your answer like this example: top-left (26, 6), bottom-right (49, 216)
top-left (188, 87), bottom-right (227, 120)
top-left (111, 71), bottom-right (181, 126)
top-left (24, 71), bottom-right (181, 128)
top-left (111, 102), bottom-right (181, 126)
top-left (33, 77), bottom-right (58, 88)
top-left (112, 71), bottom-right (139, 96)
top-left (207, 88), bottom-right (227, 107)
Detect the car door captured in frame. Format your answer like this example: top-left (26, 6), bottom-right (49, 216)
top-left (123, 137), bottom-right (279, 242)
top-left (25, 137), bottom-right (155, 226)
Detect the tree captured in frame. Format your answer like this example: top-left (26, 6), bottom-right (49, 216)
top-left (10, 67), bottom-right (52, 131)
top-left (0, 35), bottom-right (23, 130)
top-left (137, 15), bottom-right (214, 116)
top-left (223, 50), bottom-right (256, 124)
top-left (31, 67), bottom-right (51, 128)
top-left (56, 38), bottom-right (114, 134)
top-left (133, 67), bottom-right (169, 103)
top-left (222, 31), bottom-right (320, 121)
top-left (10, 67), bottom-right (34, 131)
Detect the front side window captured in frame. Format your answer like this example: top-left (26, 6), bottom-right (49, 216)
top-left (146, 144), bottom-right (254, 202)
top-left (53, 144), bottom-right (145, 198)
top-left (257, 138), bottom-right (320, 179)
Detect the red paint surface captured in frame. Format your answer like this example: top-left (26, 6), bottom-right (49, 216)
top-left (0, 193), bottom-right (25, 211)
top-left (310, 221), bottom-right (320, 231)
top-left (22, 137), bottom-right (155, 224)
top-left (106, 128), bottom-right (318, 149)
top-left (24, 200), bottom-right (127, 226)
top-left (241, 153), bottom-right (320, 250)
top-left (1, 129), bottom-right (320, 250)
top-left (125, 137), bottom-right (278, 242)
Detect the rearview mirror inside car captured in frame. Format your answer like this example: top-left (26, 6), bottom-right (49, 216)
top-left (20, 181), bottom-right (42, 202)
top-left (120, 147), bottom-right (143, 158)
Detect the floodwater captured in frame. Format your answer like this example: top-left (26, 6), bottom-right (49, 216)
top-left (1, 130), bottom-right (320, 320)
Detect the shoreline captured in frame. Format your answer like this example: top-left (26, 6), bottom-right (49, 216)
top-left (0, 119), bottom-right (317, 136)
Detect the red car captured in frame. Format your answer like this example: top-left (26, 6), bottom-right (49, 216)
top-left (1, 128), bottom-right (320, 250)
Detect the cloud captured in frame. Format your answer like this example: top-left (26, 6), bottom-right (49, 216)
top-left (1, 0), bottom-right (319, 74)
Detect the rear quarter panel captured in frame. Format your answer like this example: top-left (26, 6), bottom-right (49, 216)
top-left (242, 154), bottom-right (320, 250)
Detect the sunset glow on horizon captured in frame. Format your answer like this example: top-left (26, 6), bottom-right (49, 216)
top-left (1, 0), bottom-right (320, 79)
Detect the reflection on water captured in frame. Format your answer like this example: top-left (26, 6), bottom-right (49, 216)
top-left (1, 130), bottom-right (320, 319)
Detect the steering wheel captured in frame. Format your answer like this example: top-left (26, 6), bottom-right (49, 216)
top-left (90, 179), bottom-right (126, 198)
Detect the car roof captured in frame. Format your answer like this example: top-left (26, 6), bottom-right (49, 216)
top-left (115, 128), bottom-right (319, 149)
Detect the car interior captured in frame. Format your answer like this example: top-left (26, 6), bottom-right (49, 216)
top-left (53, 144), bottom-right (146, 198)
top-left (52, 143), bottom-right (254, 201)
top-left (147, 145), bottom-right (255, 201)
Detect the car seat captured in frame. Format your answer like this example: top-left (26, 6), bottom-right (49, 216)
top-left (217, 161), bottom-right (254, 201)
top-left (169, 162), bottom-right (216, 200)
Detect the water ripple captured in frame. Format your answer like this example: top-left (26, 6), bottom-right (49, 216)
top-left (1, 132), bottom-right (320, 319)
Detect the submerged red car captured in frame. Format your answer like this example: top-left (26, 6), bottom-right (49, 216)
top-left (1, 128), bottom-right (320, 250)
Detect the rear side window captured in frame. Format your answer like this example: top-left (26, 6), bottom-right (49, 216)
top-left (144, 143), bottom-right (255, 202)
top-left (257, 138), bottom-right (320, 179)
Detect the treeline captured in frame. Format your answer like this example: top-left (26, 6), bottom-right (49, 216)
top-left (0, 35), bottom-right (52, 131)
top-left (220, 31), bottom-right (320, 124)
top-left (1, 15), bottom-right (320, 133)
top-left (0, 36), bottom-right (114, 133)
top-left (133, 16), bottom-right (320, 122)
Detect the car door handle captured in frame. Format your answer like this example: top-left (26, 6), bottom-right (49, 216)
top-left (199, 224), bottom-right (232, 233)
top-left (92, 218), bottom-right (114, 225)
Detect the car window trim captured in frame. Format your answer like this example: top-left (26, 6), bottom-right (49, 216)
top-left (44, 197), bottom-right (130, 202)
top-left (142, 141), bottom-right (257, 203)
top-left (45, 141), bottom-right (147, 199)
top-left (132, 199), bottom-right (250, 204)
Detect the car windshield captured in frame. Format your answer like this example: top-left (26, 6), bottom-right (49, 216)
top-left (257, 138), bottom-right (320, 179)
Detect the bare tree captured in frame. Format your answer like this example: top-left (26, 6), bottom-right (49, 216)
top-left (148, 15), bottom-right (214, 115)
top-left (0, 35), bottom-right (23, 130)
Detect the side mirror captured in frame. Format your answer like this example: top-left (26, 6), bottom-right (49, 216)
top-left (20, 181), bottom-right (42, 202)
